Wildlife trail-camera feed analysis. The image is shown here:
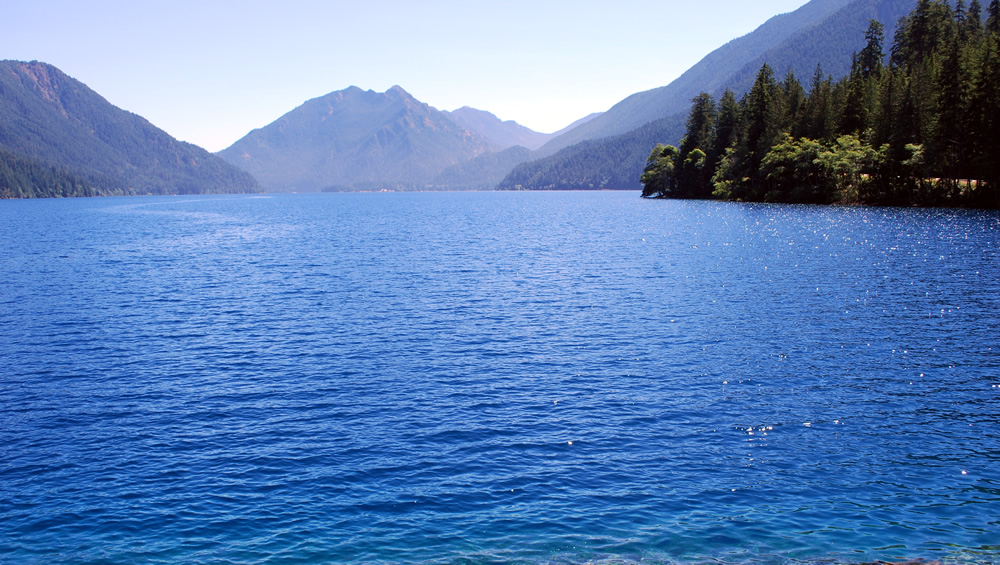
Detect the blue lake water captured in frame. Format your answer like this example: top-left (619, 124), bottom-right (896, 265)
top-left (1, 191), bottom-right (998, 564)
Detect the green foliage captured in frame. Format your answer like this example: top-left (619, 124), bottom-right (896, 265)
top-left (643, 0), bottom-right (1000, 208)
top-left (640, 144), bottom-right (679, 198)
top-left (860, 19), bottom-right (888, 77)
top-left (675, 94), bottom-right (718, 198)
top-left (0, 147), bottom-right (104, 198)
top-left (760, 134), bottom-right (831, 202)
top-left (815, 135), bottom-right (887, 202)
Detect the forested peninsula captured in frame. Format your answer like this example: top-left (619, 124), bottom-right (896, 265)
top-left (641, 0), bottom-right (1000, 208)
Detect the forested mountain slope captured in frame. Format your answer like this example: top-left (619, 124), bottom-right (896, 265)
top-left (0, 60), bottom-right (260, 198)
top-left (717, 0), bottom-right (918, 95)
top-left (496, 116), bottom-right (685, 191)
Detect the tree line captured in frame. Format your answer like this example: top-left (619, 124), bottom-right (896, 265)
top-left (642, 0), bottom-right (1000, 207)
top-left (0, 147), bottom-right (107, 198)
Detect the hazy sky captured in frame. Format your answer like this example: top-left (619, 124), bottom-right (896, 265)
top-left (3, 0), bottom-right (810, 151)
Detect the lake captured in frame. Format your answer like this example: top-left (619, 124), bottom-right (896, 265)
top-left (1, 191), bottom-right (998, 564)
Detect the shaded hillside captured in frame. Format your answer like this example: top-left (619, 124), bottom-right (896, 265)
top-left (219, 86), bottom-right (497, 192)
top-left (0, 60), bottom-right (260, 197)
top-left (432, 146), bottom-right (533, 190)
top-left (500, 0), bottom-right (919, 191)
top-left (496, 115), bottom-right (685, 191)
top-left (717, 0), bottom-right (917, 95)
top-left (0, 146), bottom-right (107, 198)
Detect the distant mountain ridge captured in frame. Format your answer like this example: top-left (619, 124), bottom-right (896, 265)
top-left (442, 108), bottom-right (604, 152)
top-left (219, 86), bottom-right (510, 191)
top-left (443, 107), bottom-right (551, 151)
top-left (218, 85), bottom-right (597, 192)
top-left (0, 60), bottom-right (260, 197)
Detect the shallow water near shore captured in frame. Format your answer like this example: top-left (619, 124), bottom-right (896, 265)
top-left (1, 191), bottom-right (998, 564)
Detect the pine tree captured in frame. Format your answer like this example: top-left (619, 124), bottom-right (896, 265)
top-left (842, 56), bottom-right (868, 134)
top-left (969, 34), bottom-right (1000, 204)
top-left (933, 31), bottom-right (965, 199)
top-left (710, 90), bottom-right (741, 173)
top-left (744, 64), bottom-right (782, 198)
top-left (800, 64), bottom-right (834, 140)
top-left (642, 2), bottom-right (1000, 207)
top-left (679, 94), bottom-right (717, 158)
top-left (781, 70), bottom-right (807, 133)
top-left (988, 0), bottom-right (1000, 34)
top-left (859, 20), bottom-right (886, 78)
top-left (677, 93), bottom-right (717, 198)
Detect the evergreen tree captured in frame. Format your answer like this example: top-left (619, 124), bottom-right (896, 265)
top-left (643, 1), bottom-right (1000, 207)
top-left (743, 64), bottom-right (782, 198)
top-left (859, 20), bottom-right (887, 78)
top-left (960, 0), bottom-right (984, 38)
top-left (969, 34), bottom-right (1000, 204)
top-left (842, 56), bottom-right (869, 134)
top-left (893, 0), bottom-right (954, 68)
top-left (800, 64), bottom-right (835, 140)
top-left (931, 34), bottom-right (963, 200)
top-left (988, 0), bottom-right (1000, 34)
top-left (712, 89), bottom-right (741, 163)
top-left (677, 93), bottom-right (718, 198)
top-left (970, 0), bottom-right (984, 24)
top-left (679, 94), bottom-right (717, 157)
top-left (781, 70), bottom-right (807, 133)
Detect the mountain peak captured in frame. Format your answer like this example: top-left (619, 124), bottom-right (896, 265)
top-left (5, 60), bottom-right (80, 113)
top-left (219, 85), bottom-right (495, 191)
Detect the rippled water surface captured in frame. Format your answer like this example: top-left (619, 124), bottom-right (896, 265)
top-left (1, 192), bottom-right (999, 564)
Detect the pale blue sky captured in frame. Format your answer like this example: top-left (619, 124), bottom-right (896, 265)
top-left (2, 0), bottom-right (809, 151)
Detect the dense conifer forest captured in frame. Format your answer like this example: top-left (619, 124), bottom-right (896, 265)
top-left (0, 148), bottom-right (104, 198)
top-left (641, 0), bottom-right (1000, 207)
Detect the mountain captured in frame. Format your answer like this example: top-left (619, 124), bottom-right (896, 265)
top-left (425, 111), bottom-right (605, 189)
top-left (555, 112), bottom-right (604, 135)
top-left (443, 107), bottom-right (551, 151)
top-left (431, 146), bottom-right (534, 190)
top-left (535, 0), bottom-right (858, 156)
top-left (0, 60), bottom-right (260, 198)
top-left (442, 108), bottom-right (604, 152)
top-left (713, 0), bottom-right (917, 99)
top-left (219, 86), bottom-right (503, 192)
top-left (496, 115), bottom-right (685, 191)
top-left (501, 0), bottom-right (919, 190)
